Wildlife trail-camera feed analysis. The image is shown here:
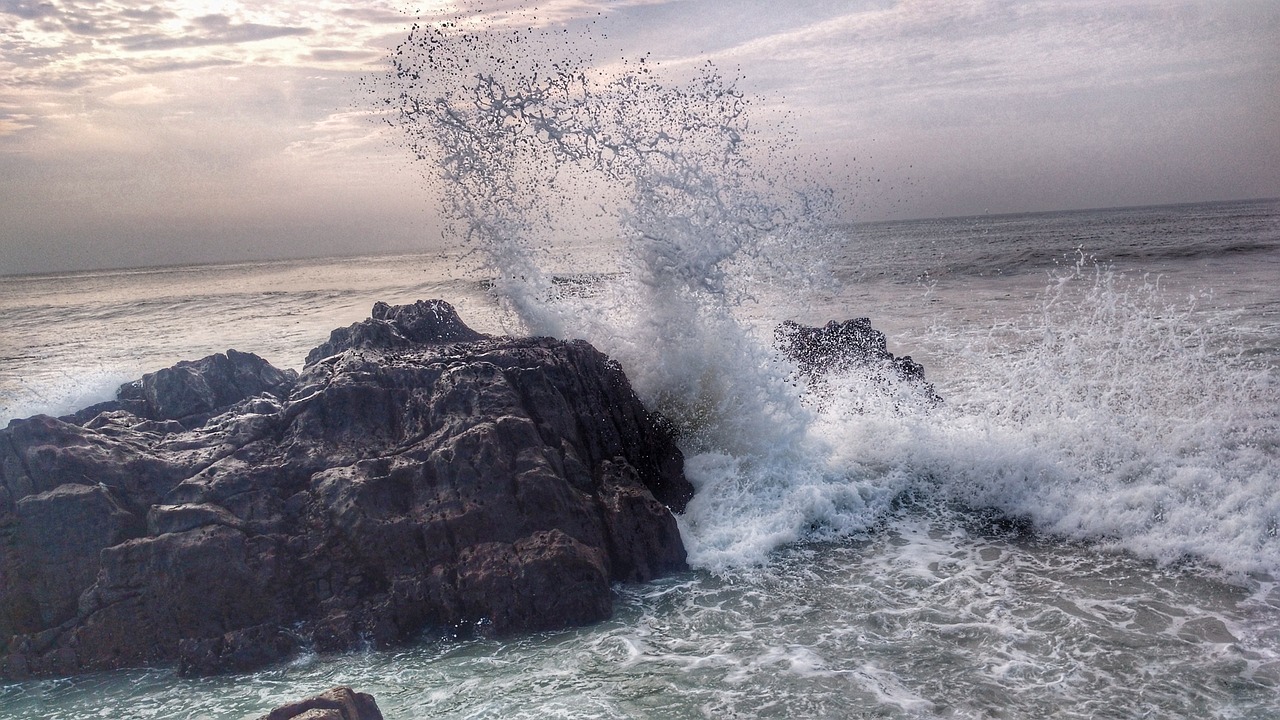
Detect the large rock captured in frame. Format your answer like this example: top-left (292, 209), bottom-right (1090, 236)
top-left (0, 299), bottom-right (691, 679)
top-left (8, 485), bottom-right (140, 633)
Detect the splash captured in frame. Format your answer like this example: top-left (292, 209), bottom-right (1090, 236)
top-left (380, 4), bottom-right (1280, 576)
top-left (379, 3), bottom-right (871, 570)
top-left (384, 10), bottom-right (821, 311)
top-left (928, 262), bottom-right (1280, 575)
top-left (379, 3), bottom-right (857, 570)
top-left (810, 260), bottom-right (1280, 576)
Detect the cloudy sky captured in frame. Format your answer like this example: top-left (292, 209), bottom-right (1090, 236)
top-left (2, 0), bottom-right (1277, 275)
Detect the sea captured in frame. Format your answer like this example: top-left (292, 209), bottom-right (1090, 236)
top-left (1, 198), bottom-right (1278, 719)
top-left (4, 6), bottom-right (1280, 715)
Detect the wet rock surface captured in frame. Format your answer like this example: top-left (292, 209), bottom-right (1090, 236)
top-left (0, 299), bottom-right (691, 679)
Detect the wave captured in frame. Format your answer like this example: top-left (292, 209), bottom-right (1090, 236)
top-left (867, 265), bottom-right (1278, 576)
top-left (1106, 239), bottom-right (1279, 262)
top-left (379, 2), bottom-right (1279, 577)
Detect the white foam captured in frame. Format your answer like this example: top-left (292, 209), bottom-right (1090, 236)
top-left (1, 366), bottom-right (133, 425)
top-left (772, 264), bottom-right (1280, 576)
top-left (664, 263), bottom-right (1280, 575)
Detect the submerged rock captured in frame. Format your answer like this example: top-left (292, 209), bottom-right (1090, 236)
top-left (0, 299), bottom-right (691, 679)
top-left (258, 687), bottom-right (384, 720)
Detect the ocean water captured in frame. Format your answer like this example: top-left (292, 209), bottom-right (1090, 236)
top-left (1, 199), bottom-right (1278, 719)
top-left (4, 4), bottom-right (1280, 716)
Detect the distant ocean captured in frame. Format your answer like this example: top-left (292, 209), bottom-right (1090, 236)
top-left (2, 198), bottom-right (1278, 718)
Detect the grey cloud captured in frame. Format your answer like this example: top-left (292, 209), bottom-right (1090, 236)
top-left (5, 2), bottom-right (177, 42)
top-left (62, 18), bottom-right (110, 36)
top-left (309, 48), bottom-right (381, 62)
top-left (0, 0), bottom-right (55, 19)
top-left (335, 8), bottom-right (412, 25)
top-left (118, 22), bottom-right (313, 51)
top-left (120, 6), bottom-right (176, 23)
top-left (192, 13), bottom-right (231, 29)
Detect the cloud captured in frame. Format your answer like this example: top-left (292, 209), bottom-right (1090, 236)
top-left (133, 57), bottom-right (240, 75)
top-left (676, 0), bottom-right (1278, 126)
top-left (120, 6), bottom-right (176, 23)
top-left (1, 0), bottom-right (1277, 275)
top-left (0, 113), bottom-right (35, 137)
top-left (0, 0), bottom-right (56, 20)
top-left (334, 7), bottom-right (415, 25)
top-left (117, 20), bottom-right (312, 51)
top-left (308, 48), bottom-right (381, 63)
top-left (284, 109), bottom-right (386, 159)
top-left (11, 1), bottom-right (171, 38)
top-left (104, 84), bottom-right (170, 106)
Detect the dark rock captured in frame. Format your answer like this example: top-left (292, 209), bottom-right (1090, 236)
top-left (258, 687), bottom-right (384, 720)
top-left (6, 485), bottom-right (141, 633)
top-left (0, 413), bottom-right (187, 506)
top-left (305, 298), bottom-right (485, 366)
top-left (68, 525), bottom-right (290, 672)
top-left (775, 318), bottom-right (941, 406)
top-left (62, 349), bottom-right (297, 428)
top-left (0, 299), bottom-right (691, 679)
top-left (147, 502), bottom-right (243, 535)
top-left (178, 623), bottom-right (299, 676)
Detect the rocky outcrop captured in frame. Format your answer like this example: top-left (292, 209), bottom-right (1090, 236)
top-left (775, 317), bottom-right (941, 406)
top-left (0, 299), bottom-right (691, 680)
top-left (258, 687), bottom-right (384, 720)
top-left (64, 349), bottom-right (297, 428)
top-left (305, 299), bottom-right (486, 365)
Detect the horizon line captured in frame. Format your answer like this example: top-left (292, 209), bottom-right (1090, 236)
top-left (3, 196), bottom-right (1276, 280)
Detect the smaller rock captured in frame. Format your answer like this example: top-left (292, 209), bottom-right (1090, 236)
top-left (258, 687), bottom-right (384, 720)
top-left (775, 318), bottom-right (941, 406)
top-left (63, 350), bottom-right (296, 427)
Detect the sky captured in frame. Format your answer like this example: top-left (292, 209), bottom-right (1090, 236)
top-left (2, 0), bottom-right (1278, 276)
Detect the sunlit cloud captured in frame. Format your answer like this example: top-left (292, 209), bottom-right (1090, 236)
top-left (104, 83), bottom-right (171, 105)
top-left (0, 114), bottom-right (36, 136)
top-left (283, 108), bottom-right (385, 159)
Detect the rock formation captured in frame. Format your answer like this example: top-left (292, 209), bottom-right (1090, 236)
top-left (0, 299), bottom-right (692, 679)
